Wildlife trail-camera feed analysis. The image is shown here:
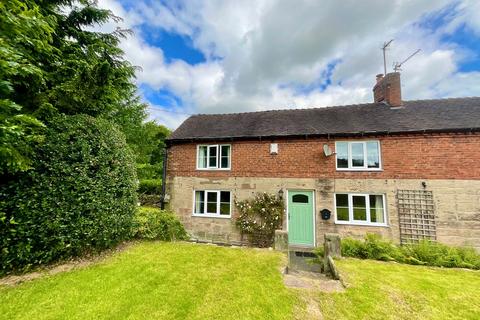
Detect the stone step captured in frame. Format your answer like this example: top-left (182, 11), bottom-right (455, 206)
top-left (287, 249), bottom-right (321, 273)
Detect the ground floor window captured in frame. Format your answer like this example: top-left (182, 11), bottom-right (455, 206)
top-left (193, 190), bottom-right (231, 217)
top-left (335, 193), bottom-right (386, 226)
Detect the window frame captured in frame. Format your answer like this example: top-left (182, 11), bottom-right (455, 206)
top-left (196, 144), bottom-right (231, 170)
top-left (334, 193), bottom-right (387, 226)
top-left (192, 190), bottom-right (232, 218)
top-left (335, 140), bottom-right (382, 171)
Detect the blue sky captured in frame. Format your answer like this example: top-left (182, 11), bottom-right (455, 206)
top-left (98, 0), bottom-right (480, 129)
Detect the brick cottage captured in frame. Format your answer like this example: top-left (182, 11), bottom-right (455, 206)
top-left (165, 72), bottom-right (480, 250)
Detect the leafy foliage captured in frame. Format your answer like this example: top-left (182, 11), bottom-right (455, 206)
top-left (133, 121), bottom-right (170, 200)
top-left (137, 163), bottom-right (162, 180)
top-left (139, 179), bottom-right (163, 194)
top-left (336, 234), bottom-right (480, 269)
top-left (0, 0), bottom-right (52, 174)
top-left (131, 207), bottom-right (188, 241)
top-left (0, 0), bottom-right (149, 174)
top-left (0, 115), bottom-right (138, 274)
top-left (235, 193), bottom-right (284, 247)
top-left (138, 179), bottom-right (163, 206)
top-left (131, 122), bottom-right (170, 165)
top-left (400, 240), bottom-right (480, 269)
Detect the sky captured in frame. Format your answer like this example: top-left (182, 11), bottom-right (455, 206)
top-left (95, 0), bottom-right (480, 129)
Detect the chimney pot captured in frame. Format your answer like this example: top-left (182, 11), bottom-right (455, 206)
top-left (373, 72), bottom-right (402, 107)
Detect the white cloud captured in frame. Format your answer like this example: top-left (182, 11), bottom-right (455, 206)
top-left (96, 0), bottom-right (480, 128)
top-left (147, 106), bottom-right (190, 129)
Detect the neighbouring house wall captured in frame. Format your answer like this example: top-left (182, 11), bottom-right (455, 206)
top-left (166, 133), bottom-right (480, 250)
top-left (168, 133), bottom-right (480, 180)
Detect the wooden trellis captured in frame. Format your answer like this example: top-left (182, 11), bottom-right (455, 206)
top-left (397, 190), bottom-right (436, 244)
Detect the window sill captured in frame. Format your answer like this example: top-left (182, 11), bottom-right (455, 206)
top-left (335, 221), bottom-right (388, 227)
top-left (336, 168), bottom-right (383, 172)
top-left (192, 214), bottom-right (231, 219)
top-left (196, 168), bottom-right (231, 171)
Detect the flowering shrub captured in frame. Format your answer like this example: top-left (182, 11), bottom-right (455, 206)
top-left (235, 192), bottom-right (284, 247)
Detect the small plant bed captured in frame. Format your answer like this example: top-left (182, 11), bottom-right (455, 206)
top-left (314, 234), bottom-right (480, 270)
top-left (316, 258), bottom-right (480, 319)
top-left (0, 242), bottom-right (299, 320)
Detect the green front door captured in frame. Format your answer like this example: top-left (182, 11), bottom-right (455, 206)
top-left (288, 191), bottom-right (314, 246)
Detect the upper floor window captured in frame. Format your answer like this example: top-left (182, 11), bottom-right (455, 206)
top-left (335, 141), bottom-right (381, 170)
top-left (197, 144), bottom-right (231, 170)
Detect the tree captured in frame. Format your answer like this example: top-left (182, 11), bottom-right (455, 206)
top-left (0, 0), bottom-right (51, 174)
top-left (0, 0), bottom-right (148, 175)
top-left (133, 121), bottom-right (171, 179)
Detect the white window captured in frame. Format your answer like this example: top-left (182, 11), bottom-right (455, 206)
top-left (335, 141), bottom-right (381, 170)
top-left (197, 145), bottom-right (231, 170)
top-left (335, 193), bottom-right (387, 226)
top-left (193, 190), bottom-right (231, 218)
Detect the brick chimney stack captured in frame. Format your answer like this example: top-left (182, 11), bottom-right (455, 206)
top-left (373, 72), bottom-right (402, 107)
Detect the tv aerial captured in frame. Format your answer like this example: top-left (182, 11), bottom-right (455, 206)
top-left (382, 39), bottom-right (394, 75)
top-left (381, 39), bottom-right (421, 73)
top-left (393, 49), bottom-right (421, 72)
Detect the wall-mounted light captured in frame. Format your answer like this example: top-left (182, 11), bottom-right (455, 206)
top-left (422, 181), bottom-right (427, 188)
top-left (278, 189), bottom-right (284, 199)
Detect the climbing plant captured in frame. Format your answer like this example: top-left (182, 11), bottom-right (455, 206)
top-left (235, 193), bottom-right (284, 247)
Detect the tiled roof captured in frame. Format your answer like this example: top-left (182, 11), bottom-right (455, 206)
top-left (168, 97), bottom-right (480, 142)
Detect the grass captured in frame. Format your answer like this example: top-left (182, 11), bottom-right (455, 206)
top-left (317, 258), bottom-right (480, 320)
top-left (0, 242), bottom-right (299, 320)
top-left (1, 243), bottom-right (479, 320)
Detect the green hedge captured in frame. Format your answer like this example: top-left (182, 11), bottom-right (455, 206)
top-left (138, 194), bottom-right (162, 206)
top-left (314, 234), bottom-right (480, 270)
top-left (138, 179), bottom-right (162, 194)
top-left (136, 163), bottom-right (162, 180)
top-left (0, 115), bottom-right (138, 274)
top-left (131, 207), bottom-right (188, 241)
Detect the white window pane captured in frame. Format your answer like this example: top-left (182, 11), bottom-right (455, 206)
top-left (220, 145), bottom-right (230, 168)
top-left (336, 208), bottom-right (349, 221)
top-left (198, 146), bottom-right (207, 168)
top-left (367, 141), bottom-right (380, 168)
top-left (220, 191), bottom-right (230, 215)
top-left (336, 142), bottom-right (348, 168)
top-left (351, 143), bottom-right (365, 167)
top-left (206, 192), bottom-right (218, 213)
top-left (208, 146), bottom-right (218, 168)
top-left (352, 195), bottom-right (367, 221)
top-left (335, 194), bottom-right (349, 221)
top-left (220, 191), bottom-right (230, 203)
top-left (195, 191), bottom-right (205, 214)
top-left (369, 195), bottom-right (384, 223)
top-left (336, 194), bottom-right (348, 207)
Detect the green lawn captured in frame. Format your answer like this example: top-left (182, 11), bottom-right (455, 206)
top-left (317, 258), bottom-right (480, 320)
top-left (0, 242), bottom-right (300, 320)
top-left (1, 243), bottom-right (479, 320)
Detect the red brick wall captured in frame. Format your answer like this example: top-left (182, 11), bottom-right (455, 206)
top-left (167, 133), bottom-right (480, 180)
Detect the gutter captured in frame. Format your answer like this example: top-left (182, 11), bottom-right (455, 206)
top-left (165, 127), bottom-right (480, 145)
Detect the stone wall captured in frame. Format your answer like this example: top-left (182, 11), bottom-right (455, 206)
top-left (167, 176), bottom-right (480, 250)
